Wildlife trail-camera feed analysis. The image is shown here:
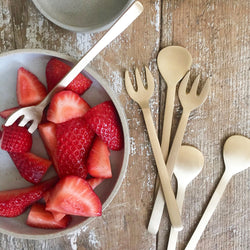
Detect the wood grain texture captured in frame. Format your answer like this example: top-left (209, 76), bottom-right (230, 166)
top-left (0, 0), bottom-right (249, 249)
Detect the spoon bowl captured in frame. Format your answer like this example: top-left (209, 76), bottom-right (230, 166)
top-left (167, 146), bottom-right (204, 250)
top-left (157, 46), bottom-right (192, 88)
top-left (223, 135), bottom-right (250, 175)
top-left (174, 145), bottom-right (204, 187)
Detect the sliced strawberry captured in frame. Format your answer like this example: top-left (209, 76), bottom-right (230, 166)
top-left (46, 176), bottom-right (102, 217)
top-left (56, 117), bottom-right (95, 179)
top-left (0, 123), bottom-right (32, 153)
top-left (87, 178), bottom-right (104, 189)
top-left (47, 90), bottom-right (90, 124)
top-left (38, 122), bottom-right (60, 175)
top-left (84, 101), bottom-right (124, 151)
top-left (0, 106), bottom-right (19, 119)
top-left (9, 152), bottom-right (51, 184)
top-left (43, 190), bottom-right (66, 221)
top-left (17, 67), bottom-right (47, 107)
top-left (27, 203), bottom-right (71, 229)
top-left (46, 58), bottom-right (92, 95)
top-left (0, 177), bottom-right (58, 217)
top-left (87, 136), bottom-right (112, 178)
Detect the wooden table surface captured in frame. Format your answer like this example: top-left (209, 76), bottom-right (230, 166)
top-left (0, 0), bottom-right (249, 249)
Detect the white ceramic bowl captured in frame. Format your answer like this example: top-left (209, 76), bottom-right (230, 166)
top-left (0, 49), bottom-right (129, 239)
top-left (32, 0), bottom-right (134, 33)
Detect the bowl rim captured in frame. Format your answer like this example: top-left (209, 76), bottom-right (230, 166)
top-left (0, 48), bottom-right (130, 239)
top-left (31, 0), bottom-right (135, 33)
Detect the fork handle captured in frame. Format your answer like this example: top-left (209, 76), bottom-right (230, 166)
top-left (141, 107), bottom-right (183, 231)
top-left (39, 1), bottom-right (144, 108)
top-left (148, 109), bottom-right (190, 234)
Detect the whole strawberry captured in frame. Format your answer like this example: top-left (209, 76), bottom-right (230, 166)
top-left (0, 123), bottom-right (32, 153)
top-left (56, 117), bottom-right (95, 179)
top-left (84, 101), bottom-right (124, 151)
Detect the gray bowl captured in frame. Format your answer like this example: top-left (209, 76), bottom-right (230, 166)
top-left (32, 0), bottom-right (134, 33)
top-left (0, 49), bottom-right (130, 239)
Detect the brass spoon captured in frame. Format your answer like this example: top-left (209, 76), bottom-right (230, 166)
top-left (185, 135), bottom-right (250, 250)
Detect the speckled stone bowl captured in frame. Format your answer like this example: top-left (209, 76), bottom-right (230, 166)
top-left (32, 0), bottom-right (134, 33)
top-left (0, 49), bottom-right (129, 239)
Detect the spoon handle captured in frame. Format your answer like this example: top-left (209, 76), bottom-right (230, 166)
top-left (141, 107), bottom-right (183, 230)
top-left (148, 109), bottom-right (190, 234)
top-left (167, 186), bottom-right (186, 250)
top-left (185, 171), bottom-right (232, 250)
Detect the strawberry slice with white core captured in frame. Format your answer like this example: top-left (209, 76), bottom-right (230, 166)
top-left (87, 136), bottom-right (112, 178)
top-left (47, 90), bottom-right (90, 124)
top-left (17, 67), bottom-right (47, 106)
top-left (46, 176), bottom-right (102, 217)
top-left (27, 203), bottom-right (71, 229)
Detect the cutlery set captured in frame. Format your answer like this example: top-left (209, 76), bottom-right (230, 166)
top-left (124, 46), bottom-right (250, 249)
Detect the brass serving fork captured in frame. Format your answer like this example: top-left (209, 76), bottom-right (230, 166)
top-left (148, 71), bottom-right (211, 234)
top-left (4, 1), bottom-right (144, 133)
top-left (125, 67), bottom-right (183, 231)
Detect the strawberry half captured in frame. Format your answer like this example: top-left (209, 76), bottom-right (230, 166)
top-left (87, 136), bottom-right (112, 178)
top-left (27, 203), bottom-right (71, 229)
top-left (46, 58), bottom-right (92, 95)
top-left (0, 106), bottom-right (19, 119)
top-left (0, 123), bottom-right (32, 153)
top-left (46, 90), bottom-right (90, 124)
top-left (56, 117), bottom-right (95, 179)
top-left (17, 67), bottom-right (47, 107)
top-left (0, 177), bottom-right (58, 217)
top-left (84, 101), bottom-right (124, 151)
top-left (46, 176), bottom-right (102, 217)
top-left (9, 152), bottom-right (51, 184)
top-left (87, 178), bottom-right (104, 190)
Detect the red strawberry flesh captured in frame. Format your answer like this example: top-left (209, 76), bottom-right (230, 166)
top-left (0, 107), bottom-right (19, 119)
top-left (47, 90), bottom-right (90, 124)
top-left (17, 67), bottom-right (47, 107)
top-left (46, 58), bottom-right (92, 95)
top-left (56, 117), bottom-right (95, 179)
top-left (87, 136), bottom-right (112, 178)
top-left (84, 101), bottom-right (124, 151)
top-left (46, 176), bottom-right (102, 217)
top-left (9, 152), bottom-right (52, 184)
top-left (0, 123), bottom-right (32, 153)
top-left (27, 203), bottom-right (71, 229)
top-left (0, 177), bottom-right (58, 217)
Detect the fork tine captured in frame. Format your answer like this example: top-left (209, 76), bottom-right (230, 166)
top-left (199, 78), bottom-right (211, 102)
top-left (125, 70), bottom-right (137, 100)
top-left (4, 109), bottom-right (24, 127)
top-left (189, 74), bottom-right (201, 95)
top-left (135, 67), bottom-right (145, 92)
top-left (145, 66), bottom-right (155, 95)
top-left (28, 120), bottom-right (38, 134)
top-left (178, 71), bottom-right (190, 97)
top-left (18, 116), bottom-right (31, 127)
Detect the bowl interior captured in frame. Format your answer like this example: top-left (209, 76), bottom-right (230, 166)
top-left (0, 49), bottom-right (129, 239)
top-left (32, 0), bottom-right (133, 32)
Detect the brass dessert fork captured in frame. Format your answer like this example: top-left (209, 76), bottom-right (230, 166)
top-left (125, 67), bottom-right (183, 230)
top-left (4, 1), bottom-right (144, 133)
